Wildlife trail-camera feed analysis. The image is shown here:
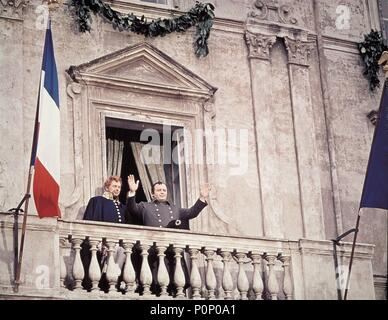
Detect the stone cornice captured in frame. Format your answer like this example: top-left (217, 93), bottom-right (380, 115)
top-left (77, 0), bottom-right (316, 37)
top-left (0, 0), bottom-right (28, 20)
top-left (106, 0), bottom-right (174, 18)
top-left (103, 1), bottom-right (247, 35)
top-left (92, 100), bottom-right (199, 121)
top-left (373, 275), bottom-right (388, 288)
top-left (246, 18), bottom-right (315, 39)
top-left (244, 31), bottom-right (276, 60)
top-left (74, 73), bottom-right (214, 100)
top-left (322, 36), bottom-right (361, 55)
top-left (212, 18), bottom-right (245, 35)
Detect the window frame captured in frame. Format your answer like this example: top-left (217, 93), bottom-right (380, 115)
top-left (67, 42), bottom-right (217, 230)
top-left (123, 0), bottom-right (176, 10)
top-left (102, 113), bottom-right (189, 208)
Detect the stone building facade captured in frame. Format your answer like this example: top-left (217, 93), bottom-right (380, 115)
top-left (0, 0), bottom-right (386, 300)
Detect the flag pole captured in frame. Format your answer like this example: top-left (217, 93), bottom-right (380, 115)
top-left (14, 167), bottom-right (35, 289)
top-left (13, 75), bottom-right (42, 290)
top-left (343, 212), bottom-right (361, 300)
top-left (14, 11), bottom-right (52, 290)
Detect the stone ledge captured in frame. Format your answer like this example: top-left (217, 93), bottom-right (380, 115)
top-left (322, 36), bottom-right (360, 54)
top-left (0, 288), bottom-right (186, 300)
top-left (0, 212), bottom-right (58, 233)
top-left (297, 239), bottom-right (375, 259)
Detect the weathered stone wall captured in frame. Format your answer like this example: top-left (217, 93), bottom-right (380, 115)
top-left (313, 0), bottom-right (387, 295)
top-left (0, 6), bottom-right (25, 217)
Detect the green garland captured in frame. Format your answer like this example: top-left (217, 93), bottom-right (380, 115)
top-left (71, 0), bottom-right (215, 58)
top-left (358, 30), bottom-right (387, 91)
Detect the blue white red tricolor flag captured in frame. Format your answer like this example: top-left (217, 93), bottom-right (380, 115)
top-left (359, 79), bottom-right (388, 211)
top-left (31, 20), bottom-right (61, 218)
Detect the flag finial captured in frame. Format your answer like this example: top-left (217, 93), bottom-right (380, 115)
top-left (43, 0), bottom-right (61, 11)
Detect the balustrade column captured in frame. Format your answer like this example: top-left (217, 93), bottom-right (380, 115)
top-left (203, 249), bottom-right (217, 300)
top-left (105, 240), bottom-right (119, 294)
top-left (188, 248), bottom-right (202, 300)
top-left (265, 254), bottom-right (279, 300)
top-left (235, 252), bottom-right (250, 300)
top-left (59, 238), bottom-right (69, 290)
top-left (88, 239), bottom-right (102, 293)
top-left (156, 245), bottom-right (169, 297)
top-left (250, 252), bottom-right (264, 300)
top-left (279, 255), bottom-right (293, 300)
top-left (139, 243), bottom-right (153, 296)
top-left (122, 241), bottom-right (136, 295)
top-left (173, 246), bottom-right (186, 298)
top-left (71, 238), bottom-right (85, 292)
top-left (220, 251), bottom-right (234, 300)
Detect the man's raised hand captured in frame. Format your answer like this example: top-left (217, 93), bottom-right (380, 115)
top-left (200, 183), bottom-right (211, 202)
top-left (128, 174), bottom-right (139, 194)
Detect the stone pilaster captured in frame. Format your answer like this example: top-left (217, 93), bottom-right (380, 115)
top-left (284, 36), bottom-right (325, 240)
top-left (245, 31), bottom-right (284, 239)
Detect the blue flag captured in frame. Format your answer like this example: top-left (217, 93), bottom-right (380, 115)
top-left (360, 80), bottom-right (388, 210)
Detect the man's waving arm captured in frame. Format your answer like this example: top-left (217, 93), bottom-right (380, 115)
top-left (179, 183), bottom-right (211, 220)
top-left (125, 174), bottom-right (143, 222)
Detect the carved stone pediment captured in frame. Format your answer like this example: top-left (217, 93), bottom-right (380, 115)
top-left (103, 58), bottom-right (182, 86)
top-left (68, 42), bottom-right (217, 100)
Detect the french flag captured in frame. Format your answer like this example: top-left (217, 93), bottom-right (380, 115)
top-left (31, 20), bottom-right (61, 218)
top-left (360, 79), bottom-right (388, 210)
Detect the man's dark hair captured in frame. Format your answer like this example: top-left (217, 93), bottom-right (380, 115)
top-left (151, 181), bottom-right (166, 194)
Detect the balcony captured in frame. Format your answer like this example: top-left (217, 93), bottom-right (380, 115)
top-left (0, 213), bottom-right (376, 300)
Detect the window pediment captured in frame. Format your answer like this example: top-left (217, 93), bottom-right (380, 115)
top-left (67, 42), bottom-right (217, 99)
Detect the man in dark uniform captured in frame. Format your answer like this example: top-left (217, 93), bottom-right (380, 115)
top-left (126, 174), bottom-right (210, 296)
top-left (126, 174), bottom-right (209, 229)
top-left (82, 176), bottom-right (127, 291)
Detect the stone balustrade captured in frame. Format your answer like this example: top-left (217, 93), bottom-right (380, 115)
top-left (58, 219), bottom-right (294, 300)
top-left (0, 212), bottom-right (377, 299)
